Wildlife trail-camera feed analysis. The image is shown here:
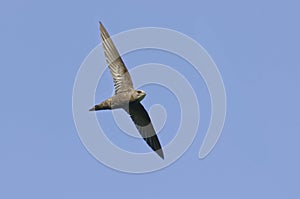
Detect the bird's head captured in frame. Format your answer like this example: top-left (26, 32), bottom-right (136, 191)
top-left (132, 89), bottom-right (146, 102)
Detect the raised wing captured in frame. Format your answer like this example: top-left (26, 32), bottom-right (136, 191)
top-left (100, 22), bottom-right (133, 94)
top-left (125, 102), bottom-right (164, 159)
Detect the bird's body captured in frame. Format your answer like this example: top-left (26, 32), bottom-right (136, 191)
top-left (89, 89), bottom-right (145, 110)
top-left (89, 22), bottom-right (164, 159)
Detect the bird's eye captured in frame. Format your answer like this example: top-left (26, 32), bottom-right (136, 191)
top-left (137, 90), bottom-right (142, 94)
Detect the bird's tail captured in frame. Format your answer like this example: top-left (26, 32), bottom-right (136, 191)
top-left (89, 99), bottom-right (112, 111)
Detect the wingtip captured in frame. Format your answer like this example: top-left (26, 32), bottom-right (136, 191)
top-left (99, 21), bottom-right (107, 38)
top-left (156, 149), bottom-right (164, 159)
top-left (99, 21), bottom-right (107, 31)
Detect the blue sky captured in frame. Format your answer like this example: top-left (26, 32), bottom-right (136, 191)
top-left (1, 0), bottom-right (300, 198)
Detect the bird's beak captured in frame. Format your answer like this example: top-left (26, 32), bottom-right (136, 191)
top-left (139, 93), bottom-right (146, 101)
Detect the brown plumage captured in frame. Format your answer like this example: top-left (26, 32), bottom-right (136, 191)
top-left (89, 22), bottom-right (164, 159)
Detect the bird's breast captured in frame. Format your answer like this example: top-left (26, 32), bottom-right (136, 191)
top-left (110, 92), bottom-right (133, 109)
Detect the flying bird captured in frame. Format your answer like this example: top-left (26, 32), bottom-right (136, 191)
top-left (89, 22), bottom-right (164, 159)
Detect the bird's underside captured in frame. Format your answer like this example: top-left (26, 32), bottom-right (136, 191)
top-left (89, 22), bottom-right (164, 159)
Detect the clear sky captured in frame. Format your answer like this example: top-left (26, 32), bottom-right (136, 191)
top-left (1, 0), bottom-right (300, 198)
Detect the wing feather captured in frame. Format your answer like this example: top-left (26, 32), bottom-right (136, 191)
top-left (100, 22), bottom-right (133, 94)
top-left (125, 102), bottom-right (164, 159)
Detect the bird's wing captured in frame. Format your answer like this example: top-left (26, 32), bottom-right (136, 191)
top-left (100, 22), bottom-right (134, 94)
top-left (125, 102), bottom-right (164, 159)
